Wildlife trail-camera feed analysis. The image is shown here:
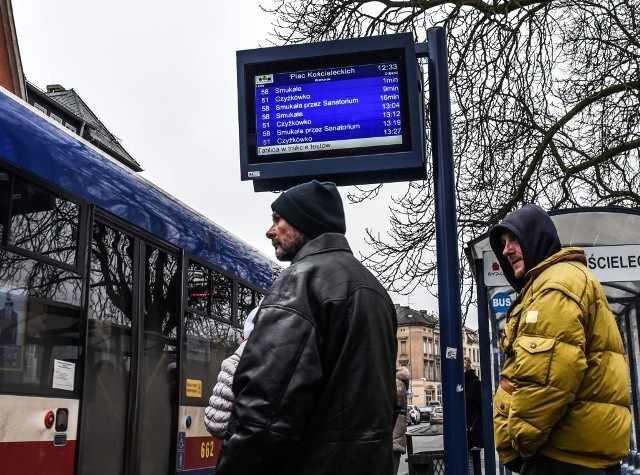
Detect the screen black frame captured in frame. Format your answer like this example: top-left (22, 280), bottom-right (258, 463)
top-left (236, 33), bottom-right (426, 191)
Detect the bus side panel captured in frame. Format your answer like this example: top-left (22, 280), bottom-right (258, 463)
top-left (176, 405), bottom-right (220, 474)
top-left (0, 440), bottom-right (77, 474)
top-left (0, 395), bottom-right (78, 475)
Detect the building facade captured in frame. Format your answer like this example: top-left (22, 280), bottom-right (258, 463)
top-left (396, 304), bottom-right (481, 407)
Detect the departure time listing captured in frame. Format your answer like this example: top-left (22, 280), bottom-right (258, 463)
top-left (254, 63), bottom-right (403, 156)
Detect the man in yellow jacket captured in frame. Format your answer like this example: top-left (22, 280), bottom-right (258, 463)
top-left (490, 204), bottom-right (630, 474)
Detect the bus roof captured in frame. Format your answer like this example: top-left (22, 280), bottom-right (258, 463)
top-left (0, 88), bottom-right (274, 290)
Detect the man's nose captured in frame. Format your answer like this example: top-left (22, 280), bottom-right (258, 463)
top-left (266, 225), bottom-right (275, 239)
top-left (503, 241), bottom-right (514, 255)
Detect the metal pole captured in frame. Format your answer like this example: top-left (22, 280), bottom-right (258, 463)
top-left (474, 259), bottom-right (497, 475)
top-left (627, 305), bottom-right (640, 448)
top-left (427, 26), bottom-right (468, 474)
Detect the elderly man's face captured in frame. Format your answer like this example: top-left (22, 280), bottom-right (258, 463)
top-left (501, 230), bottom-right (525, 279)
top-left (266, 211), bottom-right (310, 262)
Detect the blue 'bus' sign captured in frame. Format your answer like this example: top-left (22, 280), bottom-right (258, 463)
top-left (491, 292), bottom-right (512, 313)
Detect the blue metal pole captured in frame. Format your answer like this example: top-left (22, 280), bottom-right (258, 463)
top-left (474, 259), bottom-right (497, 475)
top-left (427, 26), bottom-right (468, 474)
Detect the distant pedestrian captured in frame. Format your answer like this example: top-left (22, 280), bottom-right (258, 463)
top-left (490, 204), bottom-right (630, 474)
top-left (0, 294), bottom-right (18, 345)
top-left (393, 366), bottom-right (410, 474)
top-left (216, 180), bottom-right (398, 475)
top-left (463, 356), bottom-right (483, 474)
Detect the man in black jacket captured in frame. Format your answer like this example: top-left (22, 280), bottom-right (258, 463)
top-left (216, 180), bottom-right (398, 475)
top-left (464, 356), bottom-right (483, 474)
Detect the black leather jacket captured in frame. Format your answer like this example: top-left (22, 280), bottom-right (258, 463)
top-left (216, 233), bottom-right (398, 475)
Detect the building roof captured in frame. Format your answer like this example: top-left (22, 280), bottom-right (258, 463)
top-left (27, 83), bottom-right (142, 171)
top-left (396, 305), bottom-right (439, 326)
top-left (0, 0), bottom-right (26, 98)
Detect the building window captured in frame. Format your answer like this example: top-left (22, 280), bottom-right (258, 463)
top-left (65, 123), bottom-right (77, 133)
top-left (50, 113), bottom-right (63, 124)
top-left (400, 339), bottom-right (407, 355)
top-left (33, 102), bottom-right (47, 114)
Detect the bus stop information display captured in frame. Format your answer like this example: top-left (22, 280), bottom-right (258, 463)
top-left (255, 62), bottom-right (403, 156)
top-left (237, 33), bottom-right (426, 191)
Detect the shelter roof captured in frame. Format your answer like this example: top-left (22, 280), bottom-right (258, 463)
top-left (466, 207), bottom-right (640, 318)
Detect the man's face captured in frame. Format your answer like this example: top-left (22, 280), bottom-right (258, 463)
top-left (266, 211), bottom-right (310, 262)
top-left (501, 230), bottom-right (526, 279)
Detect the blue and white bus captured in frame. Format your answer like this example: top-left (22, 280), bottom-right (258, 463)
top-left (0, 87), bottom-right (274, 474)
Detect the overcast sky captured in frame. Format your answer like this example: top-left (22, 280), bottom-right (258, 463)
top-left (11, 0), bottom-right (446, 317)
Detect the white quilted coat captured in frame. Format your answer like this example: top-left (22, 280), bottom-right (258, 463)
top-left (203, 341), bottom-right (247, 438)
top-left (203, 306), bottom-right (258, 438)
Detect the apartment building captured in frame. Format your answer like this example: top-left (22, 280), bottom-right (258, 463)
top-left (396, 304), bottom-right (481, 407)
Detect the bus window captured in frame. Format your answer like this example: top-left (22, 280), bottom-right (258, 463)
top-left (0, 170), bottom-right (8, 240)
top-left (187, 262), bottom-right (232, 322)
top-left (188, 262), bottom-right (209, 313)
top-left (9, 176), bottom-right (79, 267)
top-left (238, 284), bottom-right (263, 328)
top-left (78, 222), bottom-right (134, 475)
top-left (0, 249), bottom-right (82, 306)
top-left (137, 245), bottom-right (178, 474)
top-left (183, 313), bottom-right (240, 408)
top-left (0, 295), bottom-right (80, 397)
top-left (212, 271), bottom-right (232, 322)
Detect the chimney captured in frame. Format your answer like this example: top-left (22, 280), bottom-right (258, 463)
top-left (46, 84), bottom-right (65, 93)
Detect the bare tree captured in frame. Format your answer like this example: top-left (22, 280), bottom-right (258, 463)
top-left (262, 0), bottom-right (640, 315)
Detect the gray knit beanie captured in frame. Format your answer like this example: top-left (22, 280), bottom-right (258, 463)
top-left (271, 180), bottom-right (346, 238)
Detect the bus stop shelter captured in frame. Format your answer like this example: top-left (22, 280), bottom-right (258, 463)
top-left (465, 207), bottom-right (640, 474)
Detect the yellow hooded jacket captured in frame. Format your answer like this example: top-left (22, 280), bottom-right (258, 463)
top-left (494, 247), bottom-right (631, 469)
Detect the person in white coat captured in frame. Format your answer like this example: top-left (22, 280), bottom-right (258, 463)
top-left (203, 306), bottom-right (259, 438)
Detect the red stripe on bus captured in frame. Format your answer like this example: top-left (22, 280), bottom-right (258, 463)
top-left (0, 440), bottom-right (76, 474)
top-left (182, 435), bottom-right (221, 470)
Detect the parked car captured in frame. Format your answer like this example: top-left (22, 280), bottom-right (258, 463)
top-left (418, 406), bottom-right (434, 422)
top-left (430, 406), bottom-right (444, 424)
top-left (427, 399), bottom-right (441, 408)
top-left (407, 405), bottom-right (420, 425)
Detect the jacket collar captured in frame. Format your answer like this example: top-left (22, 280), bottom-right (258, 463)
top-left (523, 246), bottom-right (587, 287)
top-left (292, 233), bottom-right (352, 264)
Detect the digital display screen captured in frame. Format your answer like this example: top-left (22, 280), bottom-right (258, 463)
top-left (255, 62), bottom-right (404, 156)
top-left (236, 33), bottom-right (426, 190)
top-left (243, 48), bottom-right (412, 165)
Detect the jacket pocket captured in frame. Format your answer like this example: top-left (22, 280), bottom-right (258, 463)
top-left (501, 303), bottom-right (524, 352)
top-left (514, 335), bottom-right (555, 385)
top-left (493, 385), bottom-right (517, 460)
top-left (495, 381), bottom-right (512, 417)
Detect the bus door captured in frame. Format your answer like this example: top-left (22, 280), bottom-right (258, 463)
top-left (77, 221), bottom-right (179, 474)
